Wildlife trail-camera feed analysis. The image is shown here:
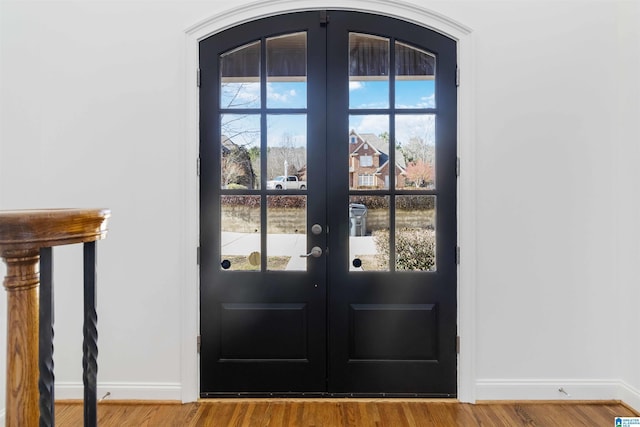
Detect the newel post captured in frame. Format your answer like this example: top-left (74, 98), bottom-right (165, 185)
top-left (1, 248), bottom-right (41, 425)
top-left (0, 209), bottom-right (110, 427)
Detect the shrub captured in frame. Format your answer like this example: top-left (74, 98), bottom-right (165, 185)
top-left (349, 195), bottom-right (435, 210)
top-left (221, 195), bottom-right (306, 208)
top-left (395, 196), bottom-right (435, 210)
top-left (349, 196), bottom-right (390, 209)
top-left (374, 228), bottom-right (436, 271)
top-left (225, 183), bottom-right (248, 190)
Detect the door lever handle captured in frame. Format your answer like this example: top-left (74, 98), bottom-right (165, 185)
top-left (300, 246), bottom-right (323, 258)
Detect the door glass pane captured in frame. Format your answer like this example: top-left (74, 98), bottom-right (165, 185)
top-left (395, 196), bottom-right (436, 271)
top-left (266, 114), bottom-right (307, 190)
top-left (349, 196), bottom-right (389, 271)
top-left (221, 114), bottom-right (261, 189)
top-left (395, 115), bottom-right (435, 190)
top-left (267, 33), bottom-right (307, 109)
top-left (349, 33), bottom-right (389, 109)
top-left (267, 195), bottom-right (307, 271)
top-left (348, 115), bottom-right (389, 190)
top-left (220, 40), bottom-right (261, 109)
top-left (395, 41), bottom-right (436, 109)
top-left (220, 195), bottom-right (261, 271)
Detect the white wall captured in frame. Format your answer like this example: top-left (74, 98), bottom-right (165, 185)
top-left (1, 0), bottom-right (639, 418)
top-left (0, 0), bottom-right (217, 404)
top-left (613, 0), bottom-right (640, 410)
top-left (436, 0), bottom-right (640, 403)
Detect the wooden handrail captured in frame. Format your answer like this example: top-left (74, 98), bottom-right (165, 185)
top-left (0, 208), bottom-right (110, 427)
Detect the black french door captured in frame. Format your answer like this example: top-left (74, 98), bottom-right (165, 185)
top-left (199, 10), bottom-right (457, 396)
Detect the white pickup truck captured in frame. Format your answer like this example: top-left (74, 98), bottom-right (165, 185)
top-left (266, 175), bottom-right (307, 190)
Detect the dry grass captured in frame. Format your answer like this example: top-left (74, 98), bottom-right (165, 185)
top-left (224, 255), bottom-right (291, 271)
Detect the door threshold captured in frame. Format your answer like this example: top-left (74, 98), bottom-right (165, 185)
top-left (200, 392), bottom-right (457, 399)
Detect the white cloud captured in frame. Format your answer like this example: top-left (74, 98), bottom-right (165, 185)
top-left (349, 81), bottom-right (364, 91)
top-left (221, 82), bottom-right (261, 108)
top-left (266, 115), bottom-right (307, 148)
top-left (395, 115), bottom-right (435, 146)
top-left (396, 94), bottom-right (435, 109)
top-left (267, 84), bottom-right (289, 102)
top-left (349, 115), bottom-right (435, 146)
top-left (266, 84), bottom-right (301, 104)
top-left (350, 115), bottom-right (389, 137)
top-left (420, 93), bottom-right (436, 108)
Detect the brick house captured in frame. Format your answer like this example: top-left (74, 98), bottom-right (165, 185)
top-left (348, 130), bottom-right (407, 189)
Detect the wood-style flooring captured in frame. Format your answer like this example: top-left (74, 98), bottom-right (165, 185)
top-left (55, 399), bottom-right (638, 426)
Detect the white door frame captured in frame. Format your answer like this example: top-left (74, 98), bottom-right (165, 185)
top-left (183, 0), bottom-right (476, 403)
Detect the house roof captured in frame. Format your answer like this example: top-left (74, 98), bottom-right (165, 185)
top-left (350, 130), bottom-right (407, 170)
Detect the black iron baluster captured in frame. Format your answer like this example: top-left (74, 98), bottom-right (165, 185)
top-left (39, 247), bottom-right (55, 427)
top-left (83, 241), bottom-right (98, 427)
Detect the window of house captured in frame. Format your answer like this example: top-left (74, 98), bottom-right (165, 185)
top-left (358, 174), bottom-right (375, 187)
top-left (360, 155), bottom-right (373, 167)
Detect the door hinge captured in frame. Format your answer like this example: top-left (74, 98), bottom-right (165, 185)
top-left (197, 335), bottom-right (201, 353)
top-left (197, 246), bottom-right (201, 265)
top-left (319, 11), bottom-right (329, 26)
top-left (456, 157), bottom-right (460, 177)
top-left (456, 336), bottom-right (460, 354)
top-left (456, 246), bottom-right (460, 265)
top-left (197, 156), bottom-right (200, 176)
top-left (455, 66), bottom-right (460, 87)
top-left (197, 69), bottom-right (201, 87)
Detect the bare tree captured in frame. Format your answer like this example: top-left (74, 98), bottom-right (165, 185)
top-left (219, 83), bottom-right (261, 187)
top-left (221, 140), bottom-right (257, 189)
top-left (221, 156), bottom-right (246, 188)
top-left (401, 136), bottom-right (434, 164)
top-left (221, 82), bottom-right (260, 110)
top-left (220, 82), bottom-right (261, 147)
top-left (266, 132), bottom-right (306, 180)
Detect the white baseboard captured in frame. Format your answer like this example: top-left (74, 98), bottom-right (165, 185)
top-left (476, 378), bottom-right (620, 401)
top-left (619, 381), bottom-right (640, 413)
top-left (0, 383), bottom-right (181, 423)
top-left (5, 379), bottom-right (636, 418)
top-left (55, 381), bottom-right (182, 401)
top-left (477, 379), bottom-right (640, 412)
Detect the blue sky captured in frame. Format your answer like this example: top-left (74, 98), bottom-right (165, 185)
top-left (220, 79), bottom-right (435, 149)
top-left (348, 79), bottom-right (435, 110)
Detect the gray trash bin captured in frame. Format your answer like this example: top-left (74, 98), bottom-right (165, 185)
top-left (349, 203), bottom-right (368, 236)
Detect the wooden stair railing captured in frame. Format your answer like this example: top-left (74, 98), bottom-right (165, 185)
top-left (0, 209), bottom-right (110, 427)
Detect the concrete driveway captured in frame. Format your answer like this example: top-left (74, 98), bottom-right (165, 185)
top-left (221, 232), bottom-right (377, 270)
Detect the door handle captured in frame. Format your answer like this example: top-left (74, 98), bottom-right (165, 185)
top-left (300, 246), bottom-right (323, 258)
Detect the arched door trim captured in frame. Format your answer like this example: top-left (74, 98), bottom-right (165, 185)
top-left (183, 0), bottom-right (476, 403)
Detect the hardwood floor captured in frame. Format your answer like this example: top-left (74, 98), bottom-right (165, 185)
top-left (55, 399), bottom-right (638, 426)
